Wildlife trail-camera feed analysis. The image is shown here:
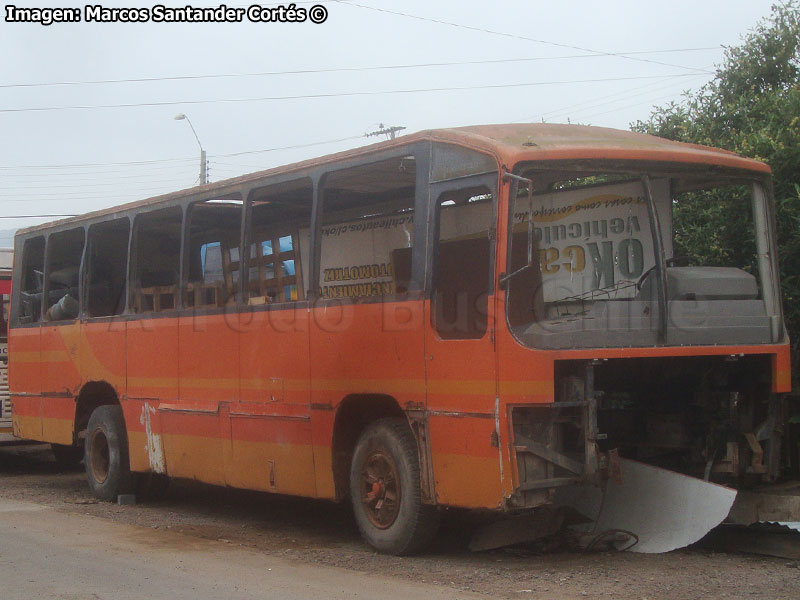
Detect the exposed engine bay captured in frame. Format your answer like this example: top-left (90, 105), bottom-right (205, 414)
top-left (506, 354), bottom-right (783, 553)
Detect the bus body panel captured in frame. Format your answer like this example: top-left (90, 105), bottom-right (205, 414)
top-left (310, 299), bottom-right (427, 498)
top-left (158, 406), bottom-right (227, 485)
top-left (39, 323), bottom-right (81, 444)
top-left (423, 296), bottom-right (504, 507)
top-left (125, 317), bottom-right (178, 473)
top-left (234, 307), bottom-right (316, 497)
top-left (8, 326), bottom-right (41, 440)
top-left (80, 320), bottom-right (127, 390)
top-left (126, 317), bottom-right (179, 402)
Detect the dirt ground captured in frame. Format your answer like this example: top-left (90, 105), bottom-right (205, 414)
top-left (1, 443), bottom-right (798, 600)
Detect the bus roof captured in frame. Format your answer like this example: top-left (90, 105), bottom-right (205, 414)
top-left (17, 123), bottom-right (769, 236)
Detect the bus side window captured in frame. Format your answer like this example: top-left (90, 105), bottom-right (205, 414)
top-left (184, 196), bottom-right (243, 308)
top-left (245, 179), bottom-right (312, 305)
top-left (44, 228), bottom-right (85, 322)
top-left (19, 236), bottom-right (45, 324)
top-left (87, 218), bottom-right (130, 317)
top-left (130, 207), bottom-right (182, 313)
top-left (318, 156), bottom-right (417, 301)
top-left (433, 186), bottom-right (494, 339)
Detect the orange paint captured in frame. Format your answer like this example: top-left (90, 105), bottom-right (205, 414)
top-left (8, 124), bottom-right (792, 513)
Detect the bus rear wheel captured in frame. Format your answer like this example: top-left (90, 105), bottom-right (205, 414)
top-left (84, 405), bottom-right (132, 501)
top-left (349, 418), bottom-right (439, 555)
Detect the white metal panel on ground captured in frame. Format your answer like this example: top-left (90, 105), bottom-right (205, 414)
top-left (556, 458), bottom-right (737, 553)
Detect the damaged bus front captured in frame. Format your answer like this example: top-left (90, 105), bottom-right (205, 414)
top-left (499, 159), bottom-right (790, 548)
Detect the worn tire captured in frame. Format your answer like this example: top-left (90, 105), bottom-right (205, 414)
top-left (84, 405), bottom-right (133, 501)
top-left (349, 418), bottom-right (440, 555)
top-left (51, 443), bottom-right (83, 469)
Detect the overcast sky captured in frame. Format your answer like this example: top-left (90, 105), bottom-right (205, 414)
top-left (0, 0), bottom-right (779, 240)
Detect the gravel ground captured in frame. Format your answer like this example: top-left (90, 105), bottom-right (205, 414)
top-left (1, 443), bottom-right (798, 600)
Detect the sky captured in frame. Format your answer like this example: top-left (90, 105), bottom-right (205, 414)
top-left (0, 0), bottom-right (781, 243)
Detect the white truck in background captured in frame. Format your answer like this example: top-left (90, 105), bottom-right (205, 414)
top-left (0, 248), bottom-right (13, 441)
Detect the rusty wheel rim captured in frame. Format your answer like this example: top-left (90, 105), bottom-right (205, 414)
top-left (360, 450), bottom-right (401, 529)
top-left (89, 429), bottom-right (110, 484)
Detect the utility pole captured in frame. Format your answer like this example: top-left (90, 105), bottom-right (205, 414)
top-left (174, 113), bottom-right (208, 185)
top-left (200, 148), bottom-right (207, 185)
top-left (365, 123), bottom-right (406, 140)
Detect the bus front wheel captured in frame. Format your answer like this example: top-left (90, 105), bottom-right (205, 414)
top-left (349, 418), bottom-right (439, 555)
top-left (84, 405), bottom-right (133, 501)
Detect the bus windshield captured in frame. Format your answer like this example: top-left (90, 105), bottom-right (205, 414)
top-left (505, 163), bottom-right (782, 349)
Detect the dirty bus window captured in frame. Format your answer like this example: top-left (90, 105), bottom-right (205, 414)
top-left (19, 236), bottom-right (45, 324)
top-left (130, 207), bottom-right (182, 313)
top-left (318, 156), bottom-right (416, 300)
top-left (432, 186), bottom-right (495, 340)
top-left (44, 228), bottom-right (85, 322)
top-left (661, 180), bottom-right (768, 345)
top-left (506, 172), bottom-right (667, 347)
top-left (86, 218), bottom-right (130, 317)
top-left (507, 167), bottom-right (774, 348)
top-left (671, 184), bottom-right (757, 277)
top-left (245, 179), bottom-right (312, 305)
top-left (184, 196), bottom-right (243, 308)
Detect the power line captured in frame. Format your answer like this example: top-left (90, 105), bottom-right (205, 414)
top-left (333, 1), bottom-right (711, 74)
top-left (208, 166), bottom-right (248, 173)
top-left (522, 73), bottom-right (705, 124)
top-left (539, 63), bottom-right (714, 124)
top-left (0, 176), bottom-right (196, 191)
top-left (577, 90), bottom-right (697, 122)
top-left (211, 162), bottom-right (271, 171)
top-left (1, 136), bottom-right (366, 195)
top-left (1, 165), bottom-right (200, 180)
top-left (0, 73), bottom-right (703, 114)
top-left (0, 214), bottom-right (78, 219)
top-left (0, 186), bottom-right (182, 199)
top-left (210, 161), bottom-right (260, 168)
top-left (0, 134), bottom-right (367, 174)
top-left (214, 135), bottom-right (364, 158)
top-left (0, 156), bottom-right (197, 170)
top-left (0, 48), bottom-right (719, 90)
top-left (365, 124), bottom-right (406, 140)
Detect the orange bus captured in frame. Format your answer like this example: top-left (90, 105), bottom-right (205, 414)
top-left (8, 124), bottom-right (792, 554)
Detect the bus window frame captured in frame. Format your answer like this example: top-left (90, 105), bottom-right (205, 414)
top-left (427, 172), bottom-right (499, 339)
top-left (11, 141), bottom-right (502, 325)
top-left (502, 160), bottom-right (782, 349)
top-left (42, 226), bottom-right (86, 325)
top-left (13, 234), bottom-right (46, 327)
top-left (312, 142), bottom-right (430, 306)
top-left (128, 205), bottom-right (185, 316)
top-left (243, 177), bottom-right (313, 309)
top-left (82, 217), bottom-right (132, 321)
top-left (182, 193), bottom-right (244, 311)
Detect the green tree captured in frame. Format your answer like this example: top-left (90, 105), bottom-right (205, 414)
top-left (633, 1), bottom-right (800, 389)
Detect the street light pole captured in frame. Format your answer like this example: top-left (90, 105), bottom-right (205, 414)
top-left (174, 113), bottom-right (207, 185)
